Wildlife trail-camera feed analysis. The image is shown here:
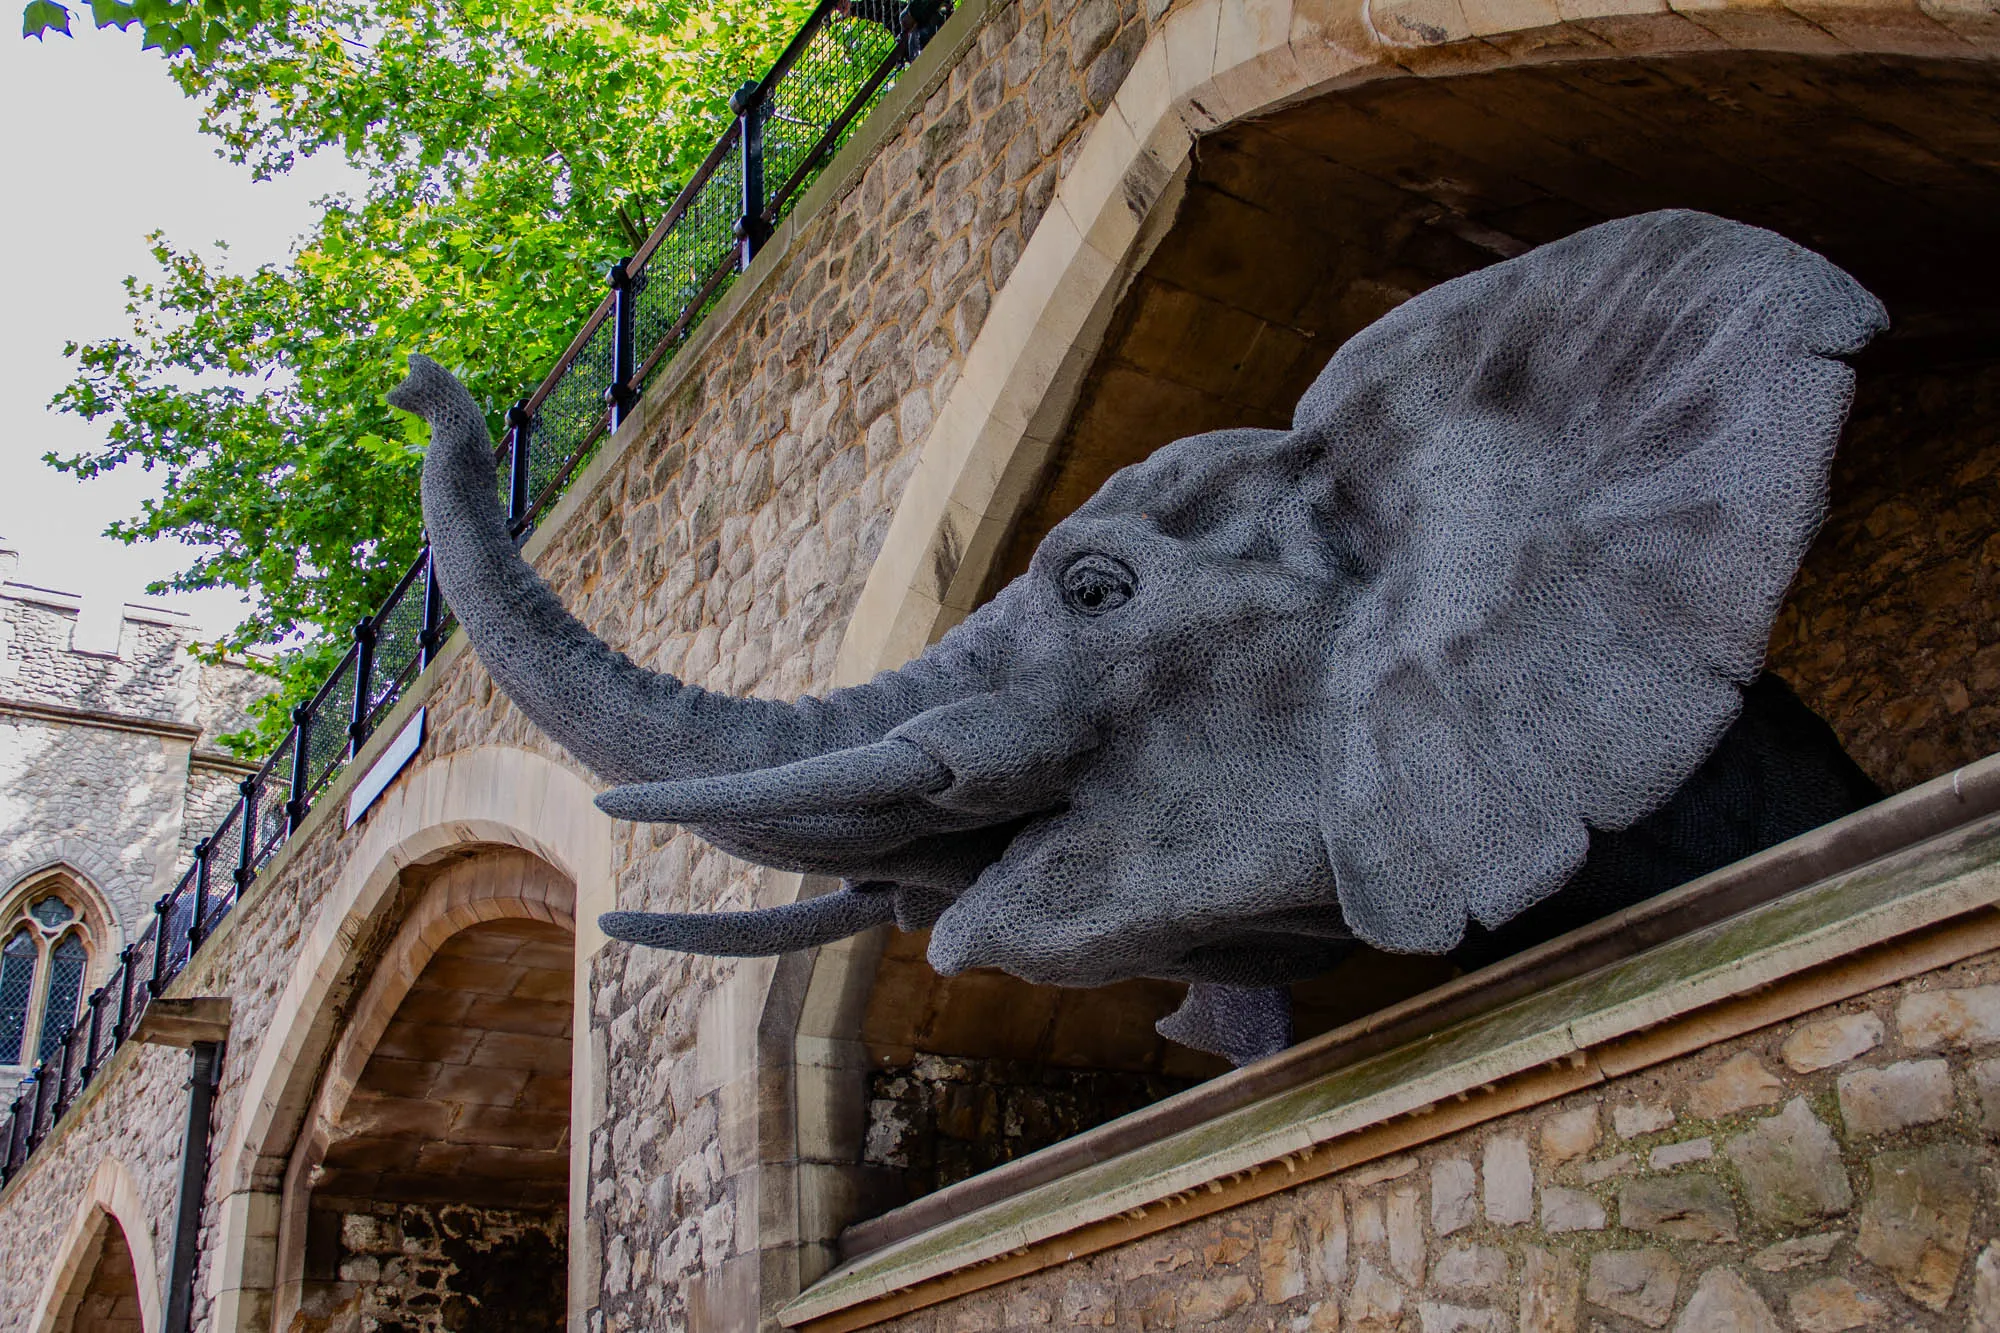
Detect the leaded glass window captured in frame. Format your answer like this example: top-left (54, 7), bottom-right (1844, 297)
top-left (0, 884), bottom-right (94, 1069)
top-left (36, 935), bottom-right (87, 1065)
top-left (0, 932), bottom-right (34, 1066)
top-left (29, 897), bottom-right (72, 929)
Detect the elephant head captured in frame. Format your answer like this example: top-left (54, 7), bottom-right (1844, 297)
top-left (391, 210), bottom-right (1885, 1002)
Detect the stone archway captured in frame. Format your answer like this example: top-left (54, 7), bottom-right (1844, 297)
top-left (776, 0), bottom-right (2000, 1302)
top-left (272, 848), bottom-right (575, 1331)
top-left (32, 1159), bottom-right (162, 1333)
top-left (203, 745), bottom-right (612, 1333)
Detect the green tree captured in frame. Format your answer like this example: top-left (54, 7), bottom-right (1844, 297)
top-left (28, 0), bottom-right (815, 747)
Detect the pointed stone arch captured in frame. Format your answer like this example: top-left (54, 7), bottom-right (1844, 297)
top-left (201, 745), bottom-right (613, 1332)
top-left (31, 1157), bottom-right (162, 1333)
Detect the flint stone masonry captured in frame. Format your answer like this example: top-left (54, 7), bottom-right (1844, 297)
top-left (875, 954), bottom-right (2000, 1333)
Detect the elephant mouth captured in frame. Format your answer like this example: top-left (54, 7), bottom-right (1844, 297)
top-left (592, 716), bottom-right (1089, 957)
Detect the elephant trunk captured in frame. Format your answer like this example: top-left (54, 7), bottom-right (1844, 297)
top-left (391, 354), bottom-right (984, 785)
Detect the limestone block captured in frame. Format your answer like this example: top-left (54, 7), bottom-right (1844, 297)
top-left (1617, 1174), bottom-right (1739, 1242)
top-left (1481, 1135), bottom-right (1532, 1226)
top-left (1586, 1250), bottom-right (1681, 1328)
top-left (1786, 1278), bottom-right (1890, 1333)
top-left (1310, 1190), bottom-right (1348, 1290)
top-left (1838, 1059), bottom-right (1953, 1135)
top-left (1648, 1137), bottom-right (1712, 1169)
top-left (1974, 1244), bottom-right (2000, 1333)
top-left (1540, 1187), bottom-right (1606, 1232)
top-left (1540, 1104), bottom-right (1600, 1166)
top-left (1856, 1143), bottom-right (1977, 1309)
top-left (1724, 1098), bottom-right (1852, 1226)
top-left (1613, 1101), bottom-right (1675, 1138)
top-left (1349, 1258), bottom-right (1405, 1333)
top-left (1973, 1056), bottom-right (2000, 1132)
top-left (1431, 1244), bottom-right (1508, 1294)
top-left (1686, 1052), bottom-right (1785, 1118)
top-left (1431, 1158), bottom-right (1476, 1237)
top-left (1416, 1301), bottom-right (1509, 1333)
top-left (1672, 1268), bottom-right (1780, 1333)
top-left (1259, 1211), bottom-right (1306, 1302)
top-left (1782, 1012), bottom-right (1884, 1073)
top-left (1519, 1248), bottom-right (1579, 1333)
top-left (1579, 1152), bottom-right (1635, 1183)
top-left (1750, 1232), bottom-right (1843, 1271)
top-left (1896, 985), bottom-right (2000, 1049)
top-left (1387, 1186), bottom-right (1424, 1284)
top-left (1059, 1279), bottom-right (1116, 1325)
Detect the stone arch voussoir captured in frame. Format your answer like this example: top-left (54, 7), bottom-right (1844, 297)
top-left (32, 1156), bottom-right (163, 1333)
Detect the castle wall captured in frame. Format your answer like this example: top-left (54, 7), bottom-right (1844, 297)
top-left (2, 1), bottom-right (2000, 1331)
top-left (864, 953), bottom-right (2000, 1332)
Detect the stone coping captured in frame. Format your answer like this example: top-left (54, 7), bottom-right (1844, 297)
top-left (839, 749), bottom-right (2000, 1261)
top-left (782, 765), bottom-right (2000, 1326)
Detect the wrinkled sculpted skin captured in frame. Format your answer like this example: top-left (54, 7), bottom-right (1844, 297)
top-left (390, 210), bottom-right (1889, 1066)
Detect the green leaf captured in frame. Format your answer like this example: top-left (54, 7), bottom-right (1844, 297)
top-left (85, 0), bottom-right (138, 27)
top-left (21, 0), bottom-right (72, 37)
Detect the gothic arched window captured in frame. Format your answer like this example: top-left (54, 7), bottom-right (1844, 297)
top-left (0, 889), bottom-right (94, 1069)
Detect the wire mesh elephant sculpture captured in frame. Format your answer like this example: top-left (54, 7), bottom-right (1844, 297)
top-left (390, 209), bottom-right (1888, 1066)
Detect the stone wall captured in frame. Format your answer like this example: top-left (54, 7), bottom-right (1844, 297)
top-left (0, 561), bottom-right (270, 932)
top-left (308, 1204), bottom-right (566, 1333)
top-left (1771, 356), bottom-right (2000, 797)
top-left (872, 950), bottom-right (2000, 1331)
top-left (866, 1055), bottom-right (1196, 1201)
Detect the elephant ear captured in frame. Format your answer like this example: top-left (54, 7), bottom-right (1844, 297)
top-left (1300, 210), bottom-right (1886, 953)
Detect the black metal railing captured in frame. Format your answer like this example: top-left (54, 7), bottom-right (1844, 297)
top-left (0, 0), bottom-right (948, 1185)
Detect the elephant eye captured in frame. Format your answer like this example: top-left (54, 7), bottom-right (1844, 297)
top-left (1061, 554), bottom-right (1136, 616)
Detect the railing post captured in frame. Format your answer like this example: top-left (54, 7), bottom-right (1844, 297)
top-left (82, 989), bottom-right (105, 1083)
top-left (1, 1094), bottom-right (21, 1177)
top-left (235, 780), bottom-right (258, 894)
top-left (347, 616), bottom-right (377, 759)
top-left (27, 1067), bottom-right (49, 1150)
top-left (54, 1028), bottom-right (76, 1120)
top-left (506, 402), bottom-right (534, 533)
top-left (606, 258), bottom-right (639, 428)
top-left (419, 546), bottom-right (446, 668)
top-left (286, 707), bottom-right (312, 833)
top-left (731, 80), bottom-right (770, 269)
top-left (149, 897), bottom-right (172, 998)
top-left (113, 945), bottom-right (136, 1045)
top-left (188, 838), bottom-right (212, 952)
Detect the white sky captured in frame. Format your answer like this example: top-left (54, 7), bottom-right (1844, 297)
top-left (0, 26), bottom-right (362, 645)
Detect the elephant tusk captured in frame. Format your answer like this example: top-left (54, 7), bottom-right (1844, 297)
top-left (594, 738), bottom-right (952, 823)
top-left (599, 884), bottom-right (897, 954)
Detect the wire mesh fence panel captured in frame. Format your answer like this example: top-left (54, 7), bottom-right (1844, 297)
top-left (125, 926), bottom-right (156, 1035)
top-left (633, 136), bottom-right (744, 380)
top-left (157, 871), bottom-right (198, 982)
top-left (303, 653), bottom-right (359, 800)
top-left (252, 747), bottom-right (293, 870)
top-left (368, 568), bottom-right (428, 730)
top-left (525, 314), bottom-right (616, 518)
top-left (762, 15), bottom-right (901, 209)
top-left (204, 806), bottom-right (246, 930)
top-left (55, 1023), bottom-right (86, 1112)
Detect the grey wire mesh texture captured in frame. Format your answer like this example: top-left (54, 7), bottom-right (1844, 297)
top-left (404, 210), bottom-right (1889, 1068)
top-left (0, 0), bottom-right (953, 1178)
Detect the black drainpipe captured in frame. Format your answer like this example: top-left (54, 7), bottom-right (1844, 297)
top-left (164, 1039), bottom-right (224, 1333)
